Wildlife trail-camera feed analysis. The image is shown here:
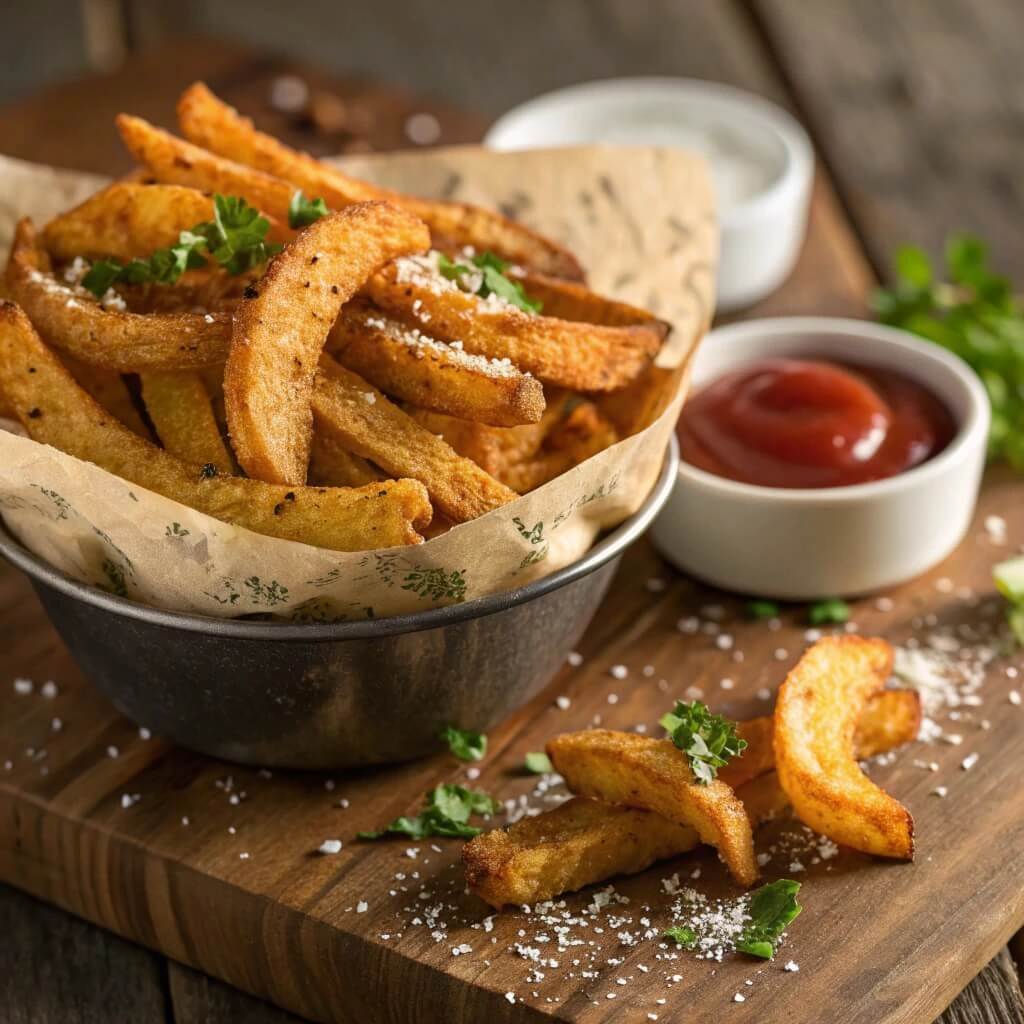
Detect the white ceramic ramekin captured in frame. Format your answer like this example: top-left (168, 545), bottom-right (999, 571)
top-left (650, 318), bottom-right (990, 599)
top-left (484, 77), bottom-right (814, 313)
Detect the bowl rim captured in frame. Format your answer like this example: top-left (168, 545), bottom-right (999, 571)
top-left (0, 437), bottom-right (679, 641)
top-left (675, 316), bottom-right (990, 504)
top-left (484, 76), bottom-right (814, 231)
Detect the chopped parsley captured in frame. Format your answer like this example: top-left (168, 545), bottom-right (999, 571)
top-left (438, 250), bottom-right (542, 313)
top-left (994, 555), bottom-right (1024, 644)
top-left (746, 600), bottom-right (780, 620)
top-left (288, 190), bottom-right (329, 229)
top-left (735, 879), bottom-right (803, 959)
top-left (663, 925), bottom-right (697, 948)
top-left (807, 598), bottom-right (850, 625)
top-left (524, 751), bottom-right (553, 774)
top-left (358, 783), bottom-right (497, 840)
top-left (440, 725), bottom-right (487, 762)
top-left (81, 194), bottom-right (281, 298)
top-left (660, 700), bottom-right (747, 785)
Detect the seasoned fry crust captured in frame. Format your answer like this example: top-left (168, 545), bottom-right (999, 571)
top-left (546, 729), bottom-right (759, 887)
top-left (308, 433), bottom-right (385, 487)
top-left (0, 302), bottom-right (430, 550)
top-left (177, 81), bottom-right (583, 279)
top-left (328, 305), bottom-right (545, 427)
top-left (774, 637), bottom-right (915, 860)
top-left (61, 354), bottom-right (149, 438)
top-left (366, 259), bottom-right (666, 391)
top-left (225, 202), bottom-right (430, 485)
top-left (5, 219), bottom-right (231, 370)
top-left (139, 370), bottom-right (233, 473)
top-left (116, 114), bottom-right (298, 226)
top-left (466, 690), bottom-right (920, 907)
top-left (40, 182), bottom-right (288, 263)
top-left (313, 355), bottom-right (518, 523)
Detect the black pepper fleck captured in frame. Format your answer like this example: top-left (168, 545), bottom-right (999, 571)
top-left (243, 285), bottom-right (259, 299)
top-left (200, 463), bottom-right (218, 479)
top-left (27, 407), bottom-right (42, 418)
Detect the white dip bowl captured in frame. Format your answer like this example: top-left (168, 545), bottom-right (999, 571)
top-left (650, 318), bottom-right (990, 599)
top-left (485, 77), bottom-right (814, 313)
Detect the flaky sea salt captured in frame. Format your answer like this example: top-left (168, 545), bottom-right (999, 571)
top-left (319, 839), bottom-right (343, 854)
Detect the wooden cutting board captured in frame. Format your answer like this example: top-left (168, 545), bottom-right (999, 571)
top-left (1, 95), bottom-right (1023, 1024)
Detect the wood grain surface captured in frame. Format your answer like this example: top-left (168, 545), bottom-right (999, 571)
top-left (0, 6), bottom-right (1022, 1023)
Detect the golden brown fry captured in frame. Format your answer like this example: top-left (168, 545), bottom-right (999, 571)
top-left (466, 691), bottom-right (920, 907)
top-left (116, 113), bottom-right (298, 225)
top-left (546, 729), bottom-right (759, 887)
top-left (774, 637), bottom-right (915, 861)
top-left (512, 269), bottom-right (669, 329)
top-left (60, 355), bottom-right (149, 439)
top-left (5, 219), bottom-right (231, 371)
top-left (40, 182), bottom-right (288, 262)
top-left (176, 81), bottom-right (583, 279)
top-left (313, 355), bottom-right (518, 523)
top-left (365, 258), bottom-right (665, 391)
top-left (139, 370), bottom-right (233, 473)
top-left (0, 302), bottom-right (430, 550)
top-left (309, 432), bottom-right (385, 488)
top-left (328, 305), bottom-right (545, 427)
top-left (502, 402), bottom-right (618, 493)
top-left (225, 202), bottom-right (430, 485)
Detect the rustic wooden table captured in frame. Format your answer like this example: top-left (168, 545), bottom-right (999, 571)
top-left (0, 11), bottom-right (1022, 1022)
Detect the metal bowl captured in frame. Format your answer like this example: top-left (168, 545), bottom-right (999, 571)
top-left (0, 439), bottom-right (678, 769)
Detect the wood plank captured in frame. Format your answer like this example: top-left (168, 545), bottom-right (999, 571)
top-left (0, 883), bottom-right (169, 1024)
top-left (750, 0), bottom-right (1024, 281)
top-left (938, 949), bottom-right (1024, 1024)
top-left (169, 962), bottom-right (302, 1024)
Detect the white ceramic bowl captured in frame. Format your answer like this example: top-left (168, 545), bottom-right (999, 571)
top-left (650, 318), bottom-right (990, 599)
top-left (484, 77), bottom-right (814, 313)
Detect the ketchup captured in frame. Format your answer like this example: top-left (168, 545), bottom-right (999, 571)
top-left (678, 357), bottom-right (955, 489)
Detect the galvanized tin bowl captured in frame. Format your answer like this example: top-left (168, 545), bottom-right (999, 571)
top-left (0, 440), bottom-right (677, 769)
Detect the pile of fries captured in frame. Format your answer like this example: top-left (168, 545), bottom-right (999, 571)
top-left (464, 637), bottom-right (918, 907)
top-left (0, 83), bottom-right (672, 553)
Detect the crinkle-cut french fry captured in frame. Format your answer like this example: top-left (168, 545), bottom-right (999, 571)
top-left (176, 81), bottom-right (583, 280)
top-left (328, 305), bottom-right (545, 427)
top-left (502, 402), bottom-right (618, 494)
top-left (309, 432), bottom-right (385, 488)
top-left (546, 729), bottom-right (760, 887)
top-left (313, 354), bottom-right (518, 523)
top-left (0, 302), bottom-right (430, 551)
top-left (465, 689), bottom-right (921, 907)
top-left (775, 637), bottom-right (915, 861)
top-left (139, 370), bottom-right (233, 474)
top-left (225, 202), bottom-right (430, 485)
top-left (5, 219), bottom-right (231, 371)
top-left (365, 257), bottom-right (665, 391)
top-left (116, 113), bottom-right (298, 226)
top-left (40, 182), bottom-right (289, 264)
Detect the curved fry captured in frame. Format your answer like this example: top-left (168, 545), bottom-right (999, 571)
top-left (225, 201), bottom-right (430, 485)
top-left (0, 302), bottom-right (430, 550)
top-left (5, 219), bottom-right (231, 371)
top-left (774, 636), bottom-right (915, 860)
top-left (365, 257), bottom-right (665, 391)
top-left (176, 81), bottom-right (583, 279)
top-left (546, 729), bottom-right (759, 887)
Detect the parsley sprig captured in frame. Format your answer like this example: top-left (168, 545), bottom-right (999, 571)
top-left (358, 783), bottom-right (497, 840)
top-left (807, 598), bottom-right (850, 625)
top-left (80, 194), bottom-right (281, 298)
top-left (660, 700), bottom-right (747, 785)
top-left (663, 925), bottom-right (697, 948)
top-left (440, 725), bottom-right (487, 762)
top-left (524, 751), bottom-right (553, 774)
top-left (288, 190), bottom-right (329, 229)
top-left (994, 555), bottom-right (1024, 645)
top-left (735, 879), bottom-right (803, 959)
top-left (438, 251), bottom-right (542, 313)
top-left (873, 234), bottom-right (1024, 468)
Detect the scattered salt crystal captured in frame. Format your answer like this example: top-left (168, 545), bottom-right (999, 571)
top-left (466, 766), bottom-right (480, 780)
top-left (51, 717), bottom-right (62, 732)
top-left (324, 780), bottom-right (336, 791)
top-left (1010, 691), bottom-right (1021, 706)
top-left (756, 687), bottom-right (771, 700)
top-left (874, 596), bottom-right (895, 612)
top-left (319, 839), bottom-right (343, 854)
top-left (451, 943), bottom-right (472, 956)
top-left (203, 313), bottom-right (215, 324)
top-left (942, 734), bottom-right (963, 746)
top-left (138, 727), bottom-right (151, 740)
top-left (406, 112), bottom-right (441, 145)
top-left (607, 693), bottom-right (619, 705)
top-left (40, 680), bottom-right (58, 699)
top-left (555, 696), bottom-right (571, 710)
top-left (239, 851), bottom-right (250, 860)
top-left (646, 577), bottom-right (667, 593)
top-left (181, 816), bottom-right (190, 826)
top-left (984, 515), bottom-right (1007, 544)
top-left (610, 665), bottom-right (628, 680)
top-left (13, 678), bottom-right (32, 695)
top-left (804, 629), bottom-right (822, 643)
top-left (935, 577), bottom-right (954, 593)
top-left (734, 993), bottom-right (746, 1003)
top-left (961, 753), bottom-right (979, 771)
top-left (720, 678), bottom-right (735, 690)
top-left (567, 652), bottom-right (583, 667)
top-left (269, 74), bottom-right (309, 112)
top-left (774, 648), bottom-right (788, 661)
top-left (505, 992), bottom-right (516, 1005)
top-left (716, 634), bottom-right (734, 650)
top-left (106, 745), bottom-right (119, 758)
top-left (120, 793), bottom-right (140, 809)
top-left (362, 392), bottom-right (377, 404)
top-left (784, 961), bottom-right (800, 972)
top-left (932, 786), bottom-right (948, 798)
top-left (356, 900), bottom-right (368, 913)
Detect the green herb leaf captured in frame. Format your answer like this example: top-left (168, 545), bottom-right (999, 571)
top-left (288, 190), bottom-right (329, 229)
top-left (437, 250), bottom-right (542, 313)
top-left (358, 783), bottom-right (497, 840)
top-left (735, 879), bottom-right (802, 959)
top-left (438, 252), bottom-right (471, 282)
top-left (440, 725), bottom-right (487, 762)
top-left (80, 259), bottom-right (124, 298)
top-left (994, 555), bottom-right (1024, 645)
top-left (664, 925), bottom-right (697, 948)
top-left (659, 700), bottom-right (747, 785)
top-left (746, 600), bottom-right (780, 620)
top-left (524, 751), bottom-right (553, 774)
top-left (874, 233), bottom-right (1024, 469)
top-left (807, 598), bottom-right (850, 625)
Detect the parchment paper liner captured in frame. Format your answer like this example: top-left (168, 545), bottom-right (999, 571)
top-left (0, 145), bottom-right (716, 619)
